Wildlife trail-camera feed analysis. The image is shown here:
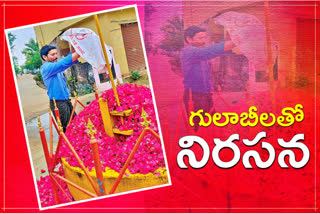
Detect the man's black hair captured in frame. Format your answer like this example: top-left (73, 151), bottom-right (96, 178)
top-left (184, 26), bottom-right (206, 43)
top-left (40, 45), bottom-right (56, 60)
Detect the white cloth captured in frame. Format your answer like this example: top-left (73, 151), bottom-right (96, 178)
top-left (214, 12), bottom-right (276, 71)
top-left (60, 28), bottom-right (113, 72)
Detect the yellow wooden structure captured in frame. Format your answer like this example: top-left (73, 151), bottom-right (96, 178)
top-left (98, 98), bottom-right (134, 137)
top-left (92, 13), bottom-right (134, 138)
top-left (62, 158), bottom-right (168, 200)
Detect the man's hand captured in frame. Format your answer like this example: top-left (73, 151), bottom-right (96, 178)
top-left (224, 40), bottom-right (236, 51)
top-left (223, 29), bottom-right (236, 51)
top-left (70, 45), bottom-right (75, 53)
top-left (232, 46), bottom-right (243, 55)
top-left (72, 52), bottom-right (80, 62)
top-left (70, 44), bottom-right (80, 61)
top-left (224, 29), bottom-right (231, 41)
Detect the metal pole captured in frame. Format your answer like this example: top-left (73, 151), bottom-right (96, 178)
top-left (61, 133), bottom-right (101, 196)
top-left (38, 116), bottom-right (51, 167)
top-left (38, 116), bottom-right (60, 204)
top-left (48, 105), bottom-right (53, 158)
top-left (264, 0), bottom-right (276, 111)
top-left (109, 128), bottom-right (149, 194)
top-left (50, 174), bottom-right (73, 202)
top-left (68, 101), bottom-right (77, 126)
top-left (52, 172), bottom-right (97, 198)
top-left (109, 128), bottom-right (160, 194)
top-left (90, 138), bottom-right (106, 196)
top-left (93, 14), bottom-right (120, 106)
top-left (53, 98), bottom-right (61, 121)
top-left (86, 118), bottom-right (106, 196)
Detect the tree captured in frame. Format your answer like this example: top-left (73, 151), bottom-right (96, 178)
top-left (8, 32), bottom-right (21, 75)
top-left (21, 38), bottom-right (44, 86)
top-left (22, 38), bottom-right (42, 71)
top-left (144, 3), bottom-right (158, 55)
top-left (157, 15), bottom-right (184, 76)
top-left (12, 56), bottom-right (21, 75)
top-left (8, 32), bottom-right (16, 50)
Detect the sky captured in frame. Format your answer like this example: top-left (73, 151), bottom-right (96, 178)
top-left (7, 26), bottom-right (37, 66)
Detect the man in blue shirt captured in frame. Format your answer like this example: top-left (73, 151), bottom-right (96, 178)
top-left (40, 45), bottom-right (80, 132)
top-left (181, 26), bottom-right (235, 131)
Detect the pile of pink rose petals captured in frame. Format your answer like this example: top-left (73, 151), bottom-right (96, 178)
top-left (59, 84), bottom-right (165, 174)
top-left (38, 84), bottom-right (165, 207)
top-left (37, 175), bottom-right (72, 207)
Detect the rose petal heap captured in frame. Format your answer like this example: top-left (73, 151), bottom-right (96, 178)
top-left (37, 175), bottom-right (72, 207)
top-left (58, 84), bottom-right (165, 174)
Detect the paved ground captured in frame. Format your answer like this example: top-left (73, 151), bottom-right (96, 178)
top-left (16, 74), bottom-right (50, 121)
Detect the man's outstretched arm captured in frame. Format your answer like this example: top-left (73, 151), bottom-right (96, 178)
top-left (41, 52), bottom-right (79, 79)
top-left (187, 40), bottom-right (235, 60)
top-left (71, 46), bottom-right (80, 62)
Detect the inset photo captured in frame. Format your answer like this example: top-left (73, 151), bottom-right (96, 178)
top-left (5, 5), bottom-right (170, 210)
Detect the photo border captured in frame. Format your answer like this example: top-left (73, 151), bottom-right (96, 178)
top-left (3, 1), bottom-right (318, 212)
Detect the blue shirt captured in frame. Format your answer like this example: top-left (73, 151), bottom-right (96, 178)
top-left (180, 40), bottom-right (230, 93)
top-left (40, 53), bottom-right (78, 100)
